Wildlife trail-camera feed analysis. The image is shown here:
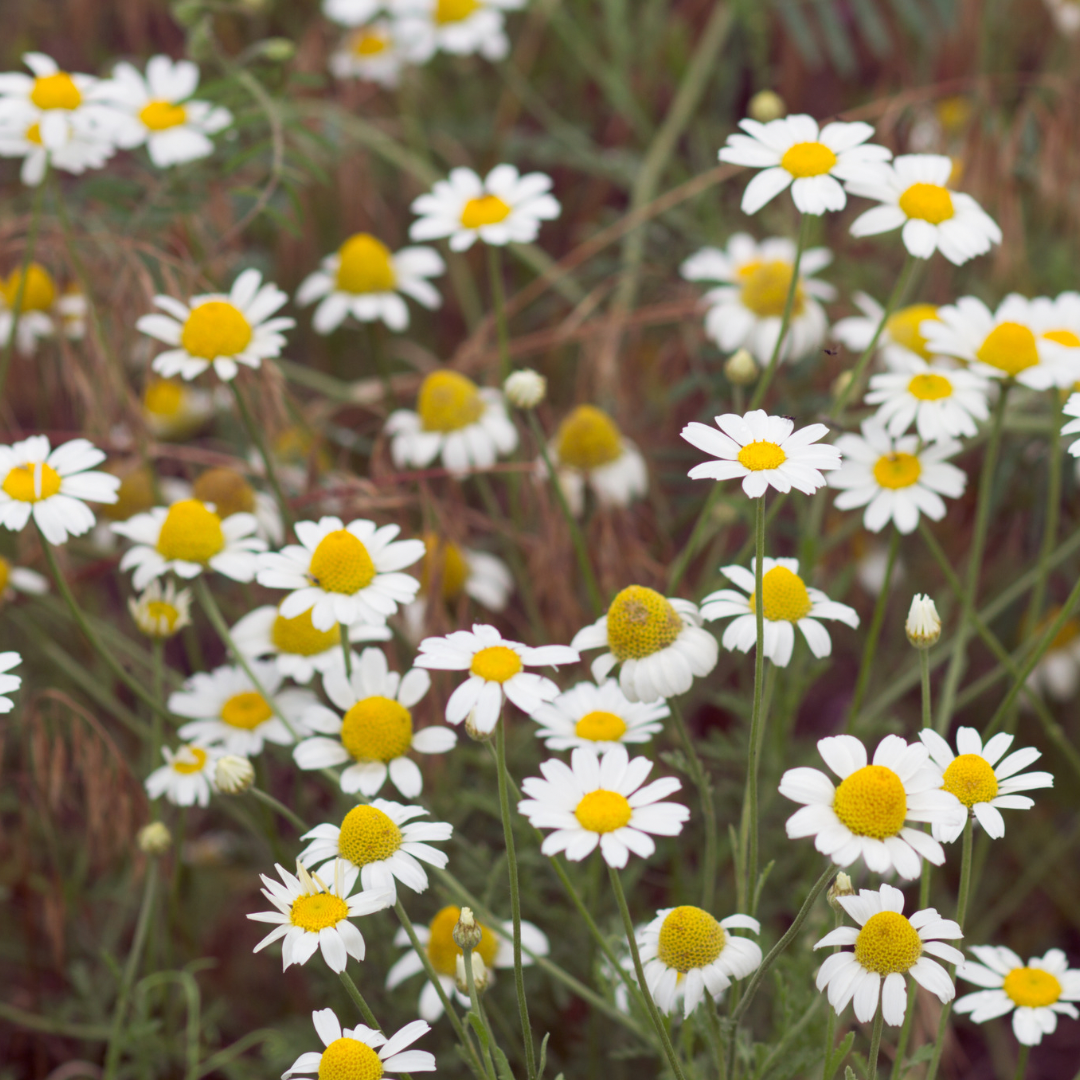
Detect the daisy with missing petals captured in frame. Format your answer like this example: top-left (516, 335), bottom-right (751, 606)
top-left (283, 1009), bottom-right (435, 1080)
top-left (0, 652), bottom-right (22, 714)
top-left (0, 435), bottom-right (120, 545)
top-left (299, 799), bottom-right (452, 900)
top-left (832, 294), bottom-right (945, 369)
top-left (956, 947), bottom-right (1080, 1046)
top-left (572, 586), bottom-right (718, 703)
top-left (409, 165), bottom-right (560, 252)
top-left (847, 154), bottom-right (1002, 265)
top-left (128, 579), bottom-right (192, 639)
top-left (144, 743), bottom-right (221, 807)
top-left (257, 516), bottom-right (425, 632)
top-left (0, 556), bottom-right (47, 604)
top-left (829, 419), bottom-right (966, 534)
top-left (414, 624), bottom-right (578, 735)
top-left (329, 23), bottom-right (408, 87)
top-left (136, 269), bottom-right (294, 382)
top-left (718, 114), bottom-right (890, 215)
top-left (701, 557), bottom-right (859, 667)
top-left (814, 883), bottom-right (963, 1025)
top-left (296, 233), bottom-right (444, 333)
top-left (519, 744), bottom-right (688, 867)
top-left (637, 905), bottom-right (762, 1018)
top-left (387, 904), bottom-right (549, 1022)
top-left (682, 410), bottom-right (842, 499)
top-left (247, 860), bottom-right (394, 973)
top-left (918, 727), bottom-right (1053, 842)
top-left (530, 680), bottom-right (669, 755)
top-left (779, 734), bottom-right (965, 879)
top-left (396, 0), bottom-right (526, 63)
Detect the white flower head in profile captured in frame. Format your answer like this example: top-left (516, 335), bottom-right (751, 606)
top-left (530, 679), bottom-right (670, 755)
top-left (395, 0), bottom-right (527, 64)
top-left (832, 294), bottom-right (946, 370)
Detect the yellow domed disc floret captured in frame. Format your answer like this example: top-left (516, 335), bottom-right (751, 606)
top-left (172, 747), bottom-right (208, 775)
top-left (908, 373), bottom-right (953, 401)
top-left (1002, 967), bottom-right (1063, 1008)
top-left (854, 911), bottom-right (923, 974)
top-left (833, 765), bottom-right (908, 840)
top-left (417, 370), bottom-right (486, 433)
top-left (656, 906), bottom-right (726, 972)
top-left (156, 499), bottom-right (225, 563)
top-left (100, 466), bottom-right (156, 522)
top-left (318, 1037), bottom-right (384, 1080)
top-left (309, 530), bottom-right (377, 595)
top-left (737, 440), bottom-right (787, 471)
top-left (272, 607), bottom-right (341, 656)
top-left (291, 890), bottom-right (349, 932)
top-left (898, 183), bottom-right (955, 224)
top-left (470, 646), bottom-right (523, 683)
top-left (738, 261), bottom-right (805, 318)
top-left (180, 301), bottom-right (253, 361)
top-left (140, 100), bottom-right (187, 130)
top-left (976, 322), bottom-right (1039, 377)
top-left (338, 805), bottom-right (403, 866)
top-left (1044, 329), bottom-right (1080, 348)
top-left (192, 467), bottom-right (256, 519)
top-left (873, 453), bottom-right (921, 490)
top-left (606, 586), bottom-right (683, 661)
top-left (426, 905), bottom-right (500, 976)
top-left (460, 194), bottom-right (511, 228)
top-left (220, 691), bottom-right (273, 730)
top-left (941, 753), bottom-right (998, 808)
top-left (574, 710), bottom-right (627, 742)
top-left (2, 461), bottom-right (62, 503)
top-left (574, 789), bottom-right (632, 833)
top-left (3, 263), bottom-right (57, 312)
top-left (340, 696), bottom-right (414, 763)
top-left (554, 406), bottom-right (623, 471)
top-left (886, 304), bottom-right (939, 359)
top-left (30, 72), bottom-right (82, 111)
top-left (749, 566), bottom-right (812, 622)
top-left (421, 535), bottom-right (469, 599)
top-left (336, 234), bottom-right (397, 295)
top-left (780, 142), bottom-right (837, 178)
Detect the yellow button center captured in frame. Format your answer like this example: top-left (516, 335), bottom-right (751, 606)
top-left (417, 370), bottom-right (485, 433)
top-left (737, 439), bottom-right (787, 471)
top-left (749, 565), bottom-right (812, 622)
top-left (341, 695), bottom-right (413, 762)
top-left (336, 233), bottom-right (397, 294)
top-left (290, 890), bottom-right (349, 932)
top-left (941, 753), bottom-right (998, 807)
top-left (739, 260), bottom-right (805, 318)
top-left (574, 710), bottom-right (628, 742)
top-left (271, 607), bottom-right (341, 656)
top-left (656, 906), bottom-right (725, 972)
top-left (309, 530), bottom-right (377, 595)
top-left (574, 789), bottom-right (633, 833)
top-left (780, 141), bottom-right (838, 178)
top-left (854, 911), bottom-right (923, 974)
top-left (907, 373), bottom-right (953, 401)
top-left (180, 301), bottom-right (253, 360)
top-left (555, 405), bottom-right (623, 470)
top-left (886, 304), bottom-right (940, 359)
top-left (318, 1037), bottom-right (385, 1080)
top-left (156, 499), bottom-right (225, 563)
top-left (460, 194), bottom-right (511, 228)
top-left (139, 100), bottom-right (187, 131)
top-left (470, 645), bottom-right (523, 683)
top-left (606, 585), bottom-right (683, 661)
top-left (976, 322), bottom-right (1040, 377)
top-left (31, 72), bottom-right (82, 111)
top-left (833, 764), bottom-right (907, 840)
top-left (337, 804), bottom-right (403, 866)
top-left (898, 183), bottom-right (954, 224)
top-left (1003, 967), bottom-right (1062, 1008)
top-left (873, 452), bottom-right (922, 490)
top-left (2, 461), bottom-right (62, 503)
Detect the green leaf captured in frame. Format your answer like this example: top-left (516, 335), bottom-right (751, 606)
top-left (826, 1030), bottom-right (855, 1079)
top-left (466, 1012), bottom-right (490, 1051)
top-left (493, 1045), bottom-right (516, 1080)
top-left (538, 1032), bottom-right (551, 1079)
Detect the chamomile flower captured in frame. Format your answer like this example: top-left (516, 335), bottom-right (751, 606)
top-left (681, 235), bottom-right (835, 364)
top-left (128, 579), bottom-right (192, 639)
top-left (0, 435), bottom-right (120, 545)
top-left (387, 905), bottom-right (549, 1021)
top-left (141, 377), bottom-right (215, 440)
top-left (779, 734), bottom-right (965, 879)
top-left (847, 154), bottom-right (1002, 265)
top-left (0, 556), bottom-right (47, 603)
top-left (832, 293), bottom-right (945, 368)
top-left (530, 680), bottom-right (669, 754)
top-left (385, 370), bottom-right (518, 477)
top-left (163, 466), bottom-right (283, 546)
top-left (681, 410), bottom-right (841, 499)
top-left (518, 743), bottom-right (689, 868)
top-left (257, 516), bottom-right (424, 632)
top-left (637, 906), bottom-right (762, 1018)
top-left (718, 114), bottom-right (890, 215)
top-left (701, 557), bottom-right (860, 667)
top-left (814, 883), bottom-right (964, 1025)
top-left (136, 269), bottom-right (294, 382)
top-left (169, 662), bottom-right (315, 756)
top-left (284, 1010), bottom-right (435, 1080)
top-left (409, 165), bottom-right (560, 252)
top-left (828, 420), bottom-right (966, 534)
top-left (1024, 606), bottom-right (1080, 700)
top-left (956, 947), bottom-right (1080, 1046)
top-left (414, 624), bottom-right (578, 735)
top-left (395, 0), bottom-right (526, 63)
top-left (0, 264), bottom-right (87, 354)
top-left (112, 498), bottom-right (266, 589)
top-left (572, 587), bottom-right (718, 703)
top-left (1028, 292), bottom-right (1080, 359)
top-left (918, 728), bottom-right (1053, 842)
top-left (247, 860), bottom-right (394, 973)
top-left (299, 799), bottom-right (452, 900)
top-left (0, 652), bottom-right (22, 714)
top-left (145, 743), bottom-right (221, 807)
top-left (296, 234), bottom-right (444, 333)
top-left (0, 114), bottom-right (113, 185)
top-left (329, 23), bottom-right (409, 86)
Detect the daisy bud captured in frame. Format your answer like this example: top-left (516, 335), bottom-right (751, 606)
top-left (455, 951), bottom-right (489, 995)
top-left (906, 594), bottom-right (941, 649)
top-left (214, 755), bottom-right (255, 795)
top-left (137, 821), bottom-right (172, 856)
top-left (504, 368), bottom-right (547, 409)
top-left (465, 711), bottom-right (495, 743)
top-left (827, 871), bottom-right (855, 912)
top-left (748, 89), bottom-right (786, 123)
top-left (453, 907), bottom-right (484, 951)
top-left (258, 37), bottom-right (296, 62)
top-left (724, 348), bottom-right (758, 386)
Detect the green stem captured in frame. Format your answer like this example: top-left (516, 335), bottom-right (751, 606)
top-left (1025, 391), bottom-right (1064, 630)
top-left (248, 786), bottom-right (308, 831)
top-left (462, 944), bottom-right (499, 1080)
top-left (820, 907), bottom-right (842, 1080)
top-left (488, 246), bottom-right (512, 382)
top-left (338, 969), bottom-right (381, 1029)
top-left (150, 639), bottom-right (165, 796)
top-left (744, 494), bottom-right (767, 913)
top-left (866, 1008), bottom-right (885, 1080)
top-left (670, 698), bottom-right (718, 910)
top-left (229, 380), bottom-right (294, 536)
top-left (340, 625), bottom-right (353, 679)
top-left (919, 648), bottom-right (932, 730)
top-left (706, 1005), bottom-right (728, 1080)
top-left (1013, 1045), bottom-right (1030, 1080)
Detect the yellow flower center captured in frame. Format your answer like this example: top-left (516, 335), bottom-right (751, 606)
top-left (554, 405), bottom-right (623, 470)
top-left (417, 370), bottom-right (485, 433)
top-left (172, 746), bottom-right (208, 775)
top-left (180, 301), bottom-right (253, 361)
top-left (748, 565), bottom-right (812, 622)
top-left (143, 378), bottom-right (185, 417)
top-left (886, 304), bottom-right (940, 359)
top-left (156, 499), bottom-right (225, 563)
top-left (340, 696), bottom-right (414, 763)
top-left (738, 260), bottom-right (805, 318)
top-left (907, 373), bottom-right (953, 401)
top-left (460, 194), bottom-right (512, 229)
top-left (1044, 329), bottom-right (1080, 348)
top-left (606, 585), bottom-right (683, 661)
top-left (976, 322), bottom-right (1040, 377)
top-left (737, 440), bottom-right (787, 471)
top-left (941, 753), bottom-right (998, 807)
top-left (336, 233), bottom-right (397, 295)
top-left (0, 557), bottom-right (9, 595)
top-left (139, 100), bottom-right (188, 131)
top-left (220, 691), bottom-right (273, 730)
top-left (309, 530), bottom-right (377, 595)
top-left (656, 906), bottom-right (725, 972)
top-left (421, 535), bottom-right (469, 600)
top-left (833, 764), bottom-right (908, 840)
top-left (574, 789), bottom-right (633, 833)
top-left (26, 122), bottom-right (42, 145)
top-left (574, 710), bottom-right (628, 742)
top-left (854, 911), bottom-right (923, 974)
top-left (318, 1037), bottom-right (384, 1080)
top-left (3, 263), bottom-right (57, 312)
top-left (100, 466), bottom-right (156, 522)
top-left (192, 467), bottom-right (255, 519)
top-left (1003, 967), bottom-right (1063, 1008)
top-left (337, 805), bottom-right (403, 866)
top-left (780, 141), bottom-right (838, 178)
top-left (290, 890), bottom-right (349, 932)
top-left (873, 452), bottom-right (922, 490)
top-left (2, 461), bottom-right (61, 503)
top-left (145, 600), bottom-right (182, 633)
top-left (470, 645), bottom-right (523, 683)
top-left (426, 905), bottom-right (500, 976)
top-left (351, 29), bottom-right (389, 55)
top-left (436, 0), bottom-right (481, 23)
top-left (271, 607), bottom-right (341, 656)
top-left (898, 183), bottom-right (955, 224)
top-left (30, 72), bottom-right (82, 111)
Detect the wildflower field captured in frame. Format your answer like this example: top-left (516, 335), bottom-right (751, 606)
top-left (4, 0), bottom-right (1080, 1078)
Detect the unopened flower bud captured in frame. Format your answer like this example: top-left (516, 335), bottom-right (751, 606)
top-left (724, 348), bottom-right (758, 386)
top-left (504, 368), bottom-right (547, 409)
top-left (906, 594), bottom-right (941, 648)
top-left (465, 712), bottom-right (494, 742)
top-left (138, 821), bottom-right (172, 856)
top-left (455, 951), bottom-right (489, 995)
top-left (257, 38), bottom-right (297, 62)
top-left (748, 90), bottom-right (785, 123)
top-left (215, 755), bottom-right (255, 794)
top-left (827, 872), bottom-right (855, 911)
top-left (453, 907), bottom-right (484, 951)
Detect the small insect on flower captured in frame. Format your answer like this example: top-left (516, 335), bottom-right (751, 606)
top-left (144, 743), bottom-right (221, 807)
top-left (394, 0), bottom-right (528, 64)
top-left (814, 883), bottom-right (963, 1025)
top-left (128, 579), bottom-right (192, 639)
top-left (529, 679), bottom-right (669, 755)
top-left (0, 651), bottom-right (22, 714)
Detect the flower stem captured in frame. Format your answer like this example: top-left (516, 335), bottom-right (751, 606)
top-left (340, 625), bottom-right (352, 678)
top-left (1013, 1045), bottom-right (1030, 1080)
top-left (462, 944), bottom-right (499, 1080)
top-left (229, 379), bottom-right (294, 536)
top-left (338, 969), bottom-right (381, 1029)
top-left (670, 697), bottom-right (718, 910)
top-left (919, 648), bottom-right (932, 730)
top-left (488, 246), bottom-right (512, 382)
top-left (866, 1008), bottom-right (885, 1080)
top-left (1025, 390), bottom-right (1065, 631)
top-left (743, 494), bottom-right (767, 913)
top-left (248, 785), bottom-right (308, 832)
top-left (820, 907), bottom-right (843, 1080)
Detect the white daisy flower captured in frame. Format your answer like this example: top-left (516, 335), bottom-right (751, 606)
top-left (409, 165), bottom-right (560, 252)
top-left (0, 435), bottom-right (119, 545)
top-left (831, 293), bottom-right (946, 369)
top-left (814, 883), bottom-right (964, 1025)
top-left (1028, 291), bottom-right (1080, 358)
top-left (828, 419), bottom-right (967, 534)
top-left (681, 409), bottom-right (842, 500)
top-left (414, 623), bottom-right (578, 735)
top-left (0, 555), bottom-right (48, 603)
top-left (779, 733), bottom-right (966, 879)
top-left (323, 0), bottom-right (382, 26)
top-left (296, 233), bottom-right (444, 334)
top-left (681, 235), bottom-right (835, 364)
top-left (386, 904), bottom-right (549, 1022)
top-left (718, 114), bottom-right (890, 215)
top-left (0, 263), bottom-right (87, 353)
top-left (112, 498), bottom-right (267, 590)
top-left (256, 516), bottom-right (424, 632)
top-left (299, 799), bottom-right (453, 901)
top-left (530, 679), bottom-right (669, 754)
top-left (918, 727), bottom-right (1053, 842)
top-left (1023, 605), bottom-right (1080, 701)
top-left (0, 651), bottom-right (22, 714)
top-left (145, 742), bottom-right (222, 807)
top-left (247, 859), bottom-right (394, 973)
top-left (141, 377), bottom-right (215, 441)
top-left (518, 743), bottom-right (689, 868)
top-left (329, 23), bottom-right (409, 87)
top-left (701, 557), bottom-right (860, 667)
top-left (135, 268), bottom-right (295, 382)
top-left (394, 0), bottom-right (527, 63)
top-left (956, 946), bottom-right (1080, 1046)
top-left (847, 154), bottom-right (1002, 265)
top-left (572, 587), bottom-right (718, 704)
top-left (283, 1009), bottom-right (436, 1080)
top-left (637, 905), bottom-right (762, 1018)
top-left (0, 112), bottom-right (114, 185)
top-left (385, 370), bottom-right (518, 477)
top-left (128, 579), bottom-right (193, 639)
